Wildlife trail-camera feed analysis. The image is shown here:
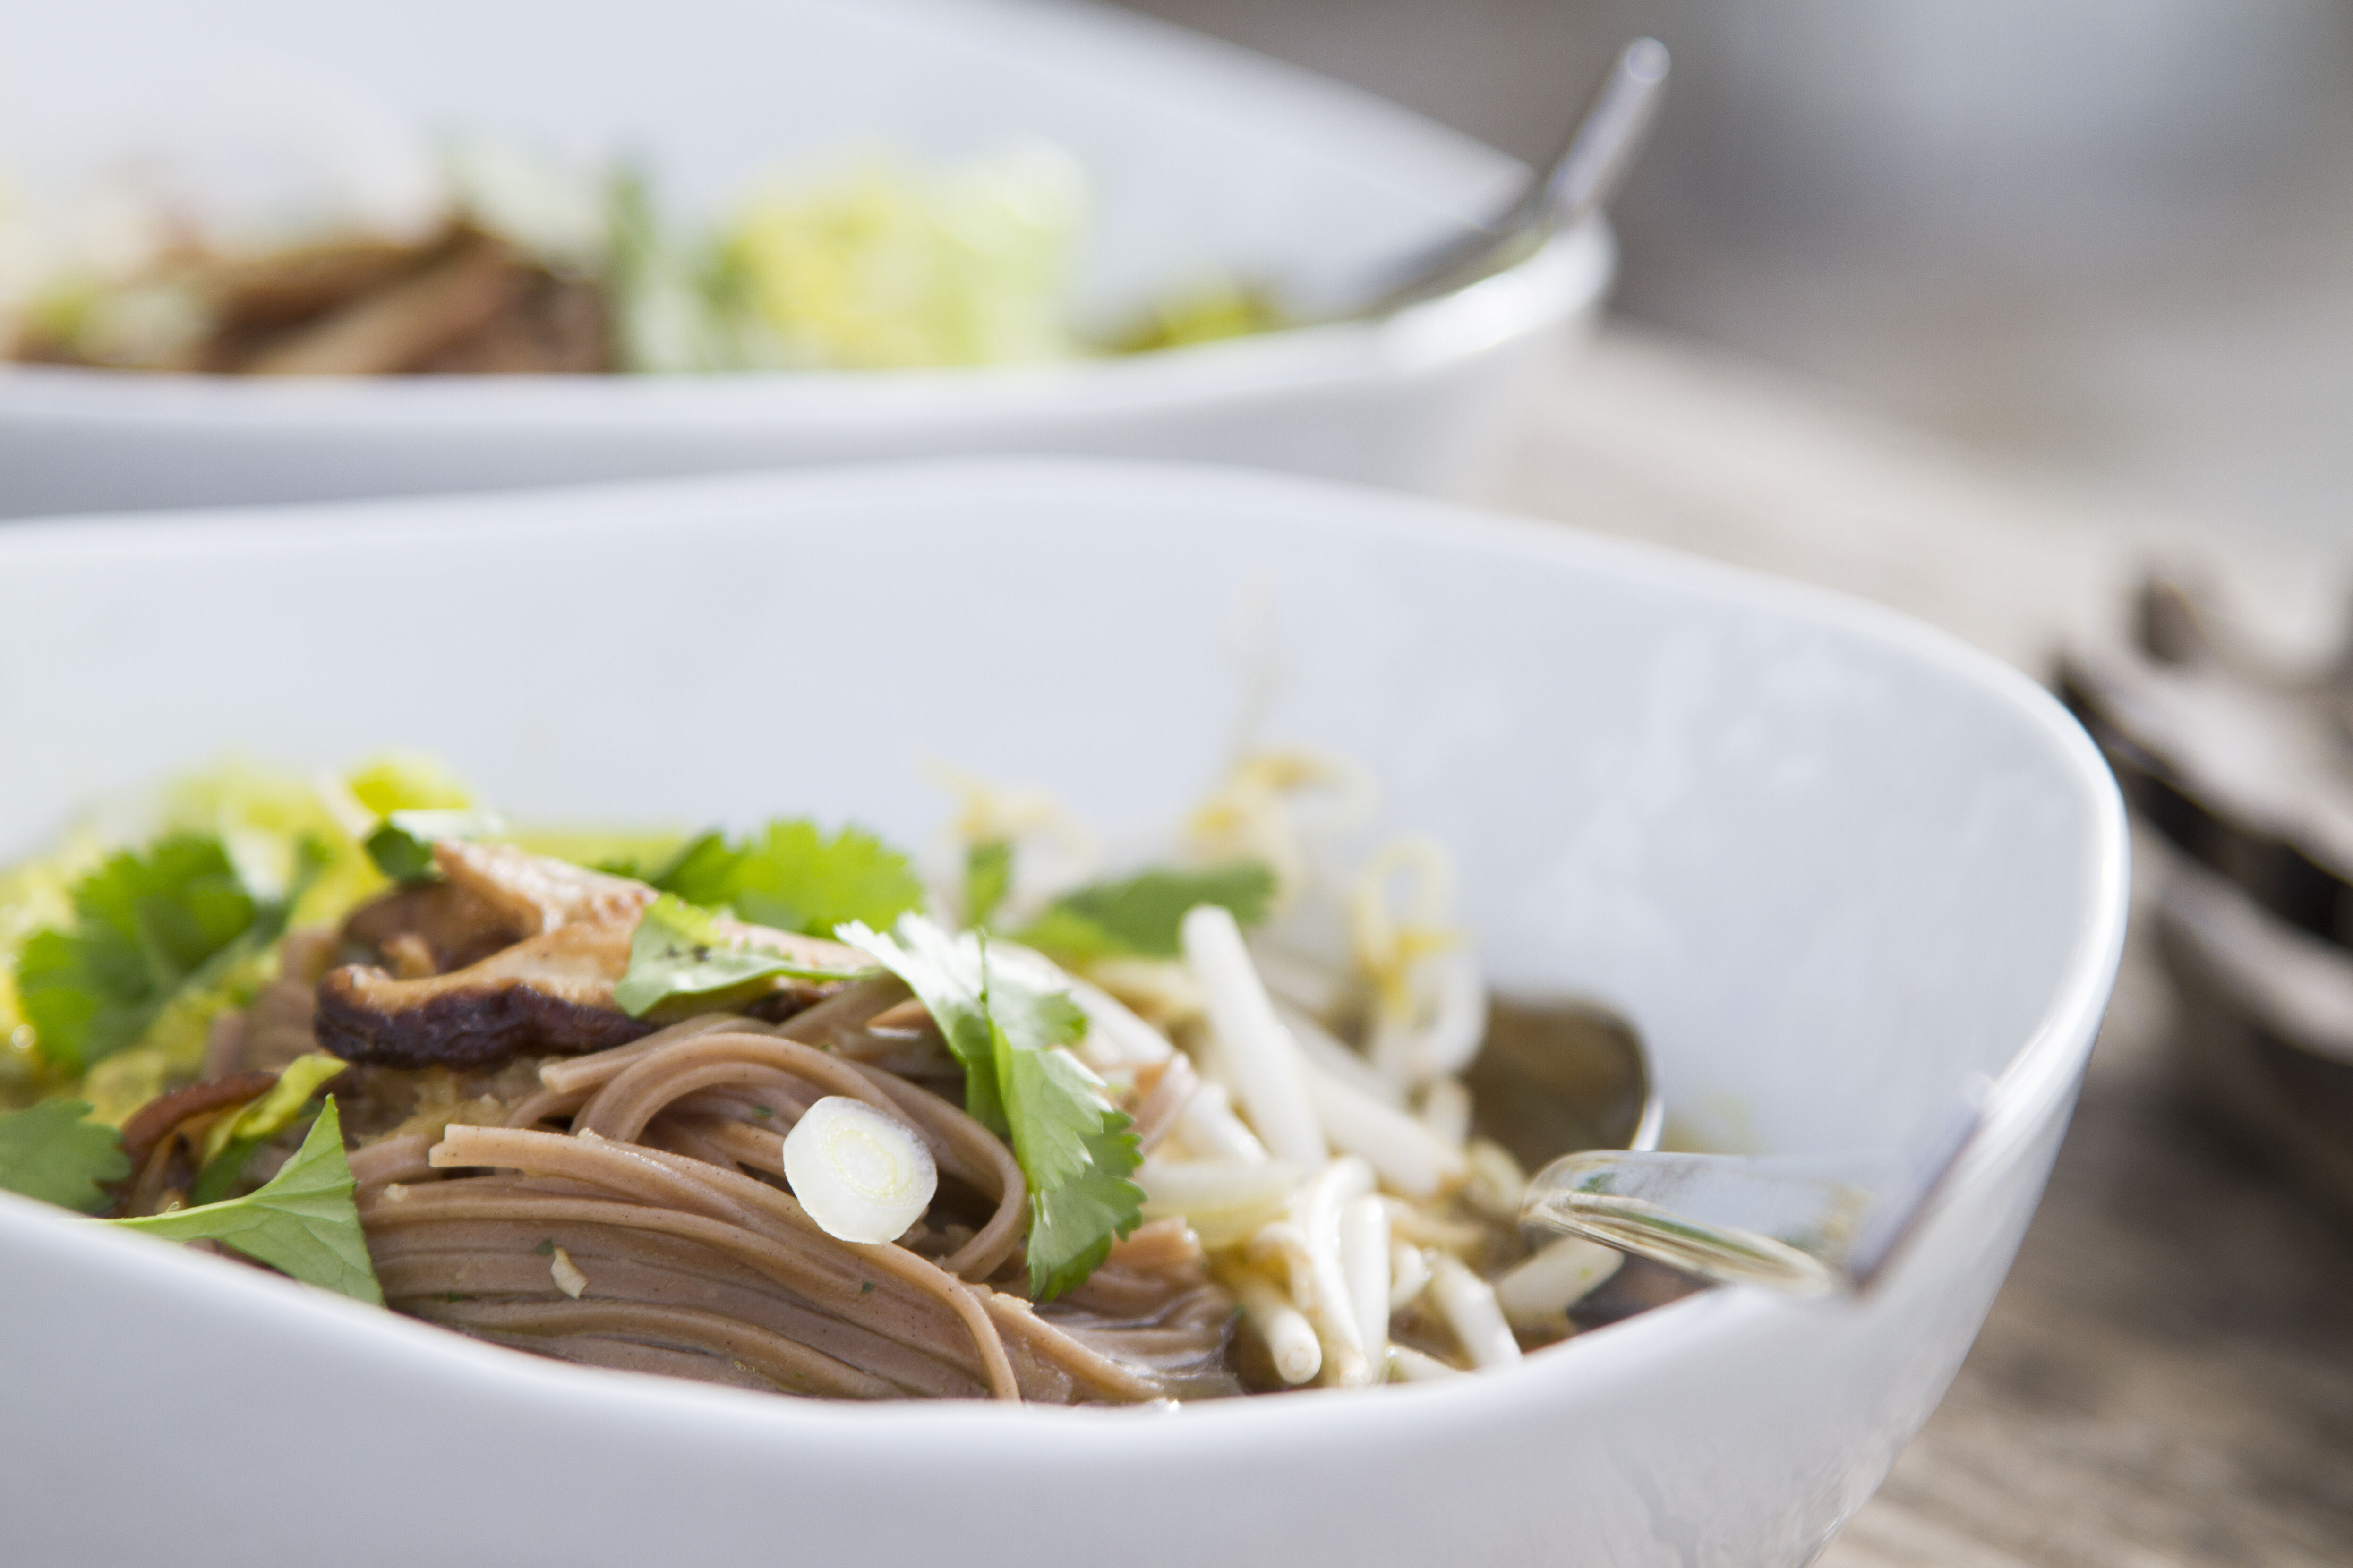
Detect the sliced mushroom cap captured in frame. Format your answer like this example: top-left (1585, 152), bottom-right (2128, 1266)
top-left (433, 839), bottom-right (654, 935)
top-left (319, 844), bottom-right (870, 1069)
top-left (342, 878), bottom-right (529, 976)
top-left (317, 922), bottom-right (654, 1069)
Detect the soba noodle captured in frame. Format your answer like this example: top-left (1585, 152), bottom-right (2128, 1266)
top-left (0, 750), bottom-right (1679, 1406)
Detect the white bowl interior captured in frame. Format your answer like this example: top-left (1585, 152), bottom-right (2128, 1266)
top-left (0, 462), bottom-right (2116, 1160)
top-left (0, 0), bottom-right (1521, 323)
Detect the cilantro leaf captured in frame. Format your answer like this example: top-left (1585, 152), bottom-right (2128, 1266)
top-left (190, 1052), bottom-right (352, 1207)
top-left (831, 915), bottom-right (1005, 1125)
top-left (16, 834), bottom-right (260, 1073)
top-left (0, 1100), bottom-right (128, 1213)
top-left (636, 819), bottom-right (924, 938)
top-left (989, 979), bottom-right (1143, 1298)
top-left (963, 840), bottom-right (1013, 929)
top-left (837, 917), bottom-right (1143, 1298)
top-left (612, 894), bottom-right (872, 1018)
top-left (642, 830), bottom-right (744, 904)
top-left (111, 1098), bottom-right (382, 1304)
top-left (723, 821), bottom-right (924, 936)
top-left (1014, 862), bottom-right (1276, 961)
top-left (363, 809), bottom-right (509, 883)
top-left (1027, 1119), bottom-right (1146, 1298)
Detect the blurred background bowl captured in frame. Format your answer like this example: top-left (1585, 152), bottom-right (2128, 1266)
top-left (0, 0), bottom-right (1611, 516)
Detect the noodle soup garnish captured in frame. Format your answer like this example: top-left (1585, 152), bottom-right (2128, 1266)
top-left (0, 753), bottom-right (1684, 1403)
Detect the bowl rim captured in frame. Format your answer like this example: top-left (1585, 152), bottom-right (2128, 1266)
top-left (0, 457), bottom-right (2130, 1450)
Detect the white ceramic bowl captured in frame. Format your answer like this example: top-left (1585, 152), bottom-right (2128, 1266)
top-left (0, 461), bottom-right (2126, 1566)
top-left (0, 0), bottom-right (1610, 518)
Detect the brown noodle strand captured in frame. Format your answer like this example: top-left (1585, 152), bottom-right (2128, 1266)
top-left (428, 1125), bottom-right (1025, 1401)
top-left (572, 1032), bottom-right (911, 1144)
top-left (348, 1134), bottom-right (437, 1188)
top-left (769, 974), bottom-right (914, 1050)
top-left (535, 1014), bottom-right (775, 1098)
top-left (1128, 1054), bottom-right (1198, 1155)
top-left (406, 1296), bottom-right (898, 1399)
top-left (566, 1032), bottom-right (1026, 1277)
top-left (350, 1006), bottom-right (1205, 1404)
top-left (503, 1084), bottom-right (590, 1130)
top-left (372, 1234), bottom-right (984, 1396)
top-left (608, 1137), bottom-right (1027, 1403)
top-left (978, 1290), bottom-right (1162, 1402)
top-left (364, 1189), bottom-right (988, 1381)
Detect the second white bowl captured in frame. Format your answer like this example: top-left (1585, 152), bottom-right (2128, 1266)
top-left (0, 0), bottom-right (1611, 516)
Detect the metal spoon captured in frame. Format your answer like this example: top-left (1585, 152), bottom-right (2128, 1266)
top-left (1321, 36), bottom-right (1670, 322)
top-left (1519, 1081), bottom-right (1990, 1297)
top-left (1466, 996), bottom-right (1664, 1163)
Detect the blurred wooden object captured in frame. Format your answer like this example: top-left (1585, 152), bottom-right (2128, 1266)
top-left (1488, 326), bottom-right (2353, 1568)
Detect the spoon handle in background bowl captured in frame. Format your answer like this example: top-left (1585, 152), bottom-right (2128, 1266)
top-left (1347, 36), bottom-right (1671, 320)
top-left (1518, 1089), bottom-right (1989, 1296)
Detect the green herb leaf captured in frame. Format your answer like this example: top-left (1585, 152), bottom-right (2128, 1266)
top-left (837, 917), bottom-right (1142, 1298)
top-left (363, 809), bottom-right (509, 883)
top-left (110, 1098), bottom-right (382, 1304)
top-left (0, 1100), bottom-right (128, 1213)
top-left (1014, 862), bottom-right (1276, 962)
top-left (1025, 1118), bottom-right (1146, 1299)
top-left (720, 821), bottom-right (925, 937)
top-left (643, 830), bottom-right (745, 904)
top-left (834, 916), bottom-right (1005, 1127)
top-left (189, 1053), bottom-right (352, 1205)
top-left (964, 840), bottom-right (1013, 929)
top-left (634, 819), bottom-right (924, 938)
top-left (16, 834), bottom-right (260, 1073)
top-left (612, 894), bottom-right (872, 1019)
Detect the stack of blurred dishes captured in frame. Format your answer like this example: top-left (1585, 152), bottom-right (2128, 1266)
top-left (2062, 573), bottom-right (2353, 1219)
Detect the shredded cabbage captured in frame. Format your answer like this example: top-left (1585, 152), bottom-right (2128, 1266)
top-left (0, 756), bottom-right (464, 1110)
top-left (713, 143), bottom-right (1087, 371)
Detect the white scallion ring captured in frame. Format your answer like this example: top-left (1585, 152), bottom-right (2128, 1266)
top-left (781, 1097), bottom-right (938, 1245)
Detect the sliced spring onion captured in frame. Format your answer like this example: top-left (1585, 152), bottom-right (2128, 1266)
top-left (781, 1097), bottom-right (937, 1245)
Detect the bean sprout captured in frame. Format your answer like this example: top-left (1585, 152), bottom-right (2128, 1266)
top-left (1187, 750), bottom-right (1378, 912)
top-left (1350, 838), bottom-right (1489, 1089)
top-left (1416, 1075), bottom-right (1473, 1149)
top-left (1297, 1055), bottom-right (1466, 1200)
top-left (1338, 1194), bottom-right (1391, 1367)
top-left (1276, 998), bottom-right (1406, 1107)
top-left (1136, 1156), bottom-right (1299, 1248)
top-left (1387, 1240), bottom-right (1433, 1310)
top-left (925, 764), bottom-right (1098, 924)
top-left (1387, 1345), bottom-right (1464, 1382)
top-left (1430, 1255), bottom-right (1521, 1370)
top-left (1215, 1258), bottom-right (1320, 1386)
top-left (1171, 1083), bottom-right (1269, 1165)
top-left (1181, 904), bottom-right (1326, 1170)
top-left (1064, 975), bottom-right (1177, 1069)
top-left (1495, 1237), bottom-right (1624, 1325)
top-left (1284, 1157), bottom-right (1377, 1388)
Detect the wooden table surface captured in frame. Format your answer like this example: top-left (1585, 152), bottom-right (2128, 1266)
top-left (1485, 327), bottom-right (2353, 1568)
